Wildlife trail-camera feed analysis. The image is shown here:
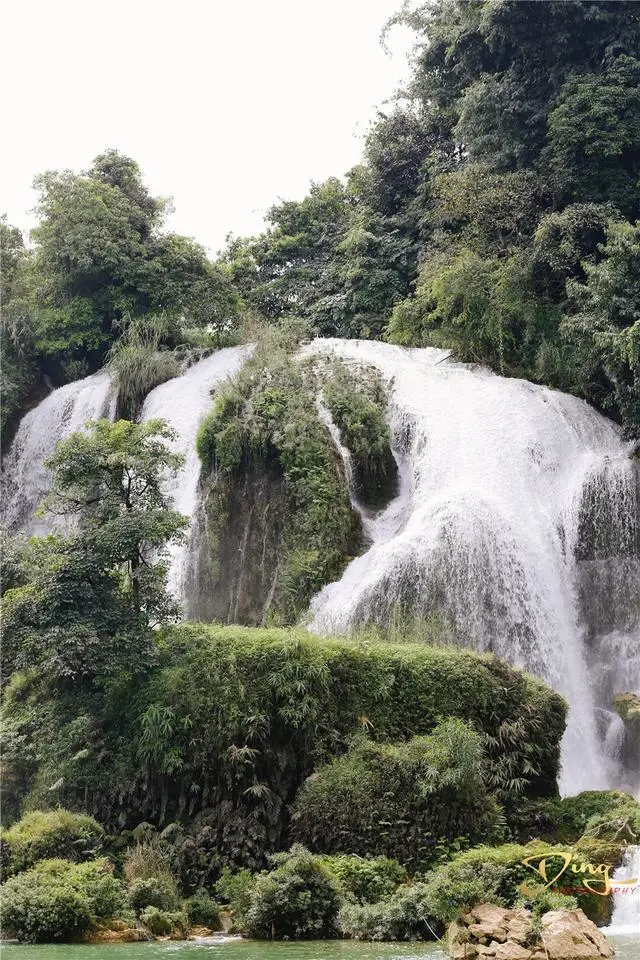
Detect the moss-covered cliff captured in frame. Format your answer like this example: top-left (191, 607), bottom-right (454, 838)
top-left (192, 327), bottom-right (397, 624)
top-left (3, 624), bottom-right (566, 870)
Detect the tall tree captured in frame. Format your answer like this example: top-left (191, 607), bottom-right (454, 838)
top-left (2, 419), bottom-right (187, 682)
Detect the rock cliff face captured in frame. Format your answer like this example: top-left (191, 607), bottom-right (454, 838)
top-left (446, 904), bottom-right (614, 960)
top-left (612, 691), bottom-right (640, 776)
top-left (186, 466), bottom-right (288, 625)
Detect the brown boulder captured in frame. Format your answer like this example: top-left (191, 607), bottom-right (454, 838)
top-left (539, 909), bottom-right (614, 959)
top-left (445, 905), bottom-right (615, 960)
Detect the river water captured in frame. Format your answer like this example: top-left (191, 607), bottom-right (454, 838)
top-left (2, 934), bottom-right (638, 960)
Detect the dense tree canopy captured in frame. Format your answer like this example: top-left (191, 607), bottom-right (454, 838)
top-left (221, 0), bottom-right (640, 437)
top-left (1, 151), bottom-right (240, 435)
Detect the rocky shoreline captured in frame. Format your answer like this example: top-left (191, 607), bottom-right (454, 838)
top-left (447, 905), bottom-right (615, 960)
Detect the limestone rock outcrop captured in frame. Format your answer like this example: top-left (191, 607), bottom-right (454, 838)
top-left (446, 904), bottom-right (614, 959)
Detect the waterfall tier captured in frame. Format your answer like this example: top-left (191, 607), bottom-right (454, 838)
top-left (139, 346), bottom-right (251, 601)
top-left (302, 339), bottom-right (640, 795)
top-left (3, 339), bottom-right (639, 796)
top-left (1, 371), bottom-right (116, 536)
top-left (605, 845), bottom-right (640, 937)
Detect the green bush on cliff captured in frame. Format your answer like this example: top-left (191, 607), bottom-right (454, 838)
top-left (0, 857), bottom-right (125, 943)
top-left (1, 809), bottom-right (104, 878)
top-left (196, 326), bottom-right (361, 620)
top-left (245, 846), bottom-right (341, 940)
top-left (292, 719), bottom-right (501, 869)
top-left (323, 359), bottom-right (397, 507)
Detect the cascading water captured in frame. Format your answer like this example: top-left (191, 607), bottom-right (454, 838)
top-left (1, 371), bottom-right (116, 535)
top-left (3, 338), bottom-right (639, 795)
top-left (605, 846), bottom-right (640, 937)
top-left (302, 339), bottom-right (640, 795)
top-left (1, 348), bottom-right (250, 608)
top-left (139, 346), bottom-right (251, 603)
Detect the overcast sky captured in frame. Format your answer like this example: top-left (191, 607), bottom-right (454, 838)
top-left (3, 0), bottom-right (413, 255)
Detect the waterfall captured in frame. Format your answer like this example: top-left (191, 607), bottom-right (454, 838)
top-left (605, 846), bottom-right (640, 937)
top-left (139, 346), bottom-right (251, 604)
top-left (316, 396), bottom-right (371, 533)
top-left (302, 338), bottom-right (640, 795)
top-left (3, 335), bottom-right (639, 795)
top-left (1, 371), bottom-right (116, 536)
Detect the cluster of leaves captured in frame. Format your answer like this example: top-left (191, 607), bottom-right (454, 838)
top-left (1, 150), bottom-right (241, 435)
top-left (244, 845), bottom-right (342, 939)
top-left (0, 808), bottom-right (104, 878)
top-left (0, 857), bottom-right (126, 943)
top-left (319, 854), bottom-right (407, 905)
top-left (221, 2), bottom-right (640, 437)
top-left (291, 718), bottom-right (502, 870)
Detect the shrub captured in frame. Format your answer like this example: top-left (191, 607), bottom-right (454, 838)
top-left (0, 868), bottom-right (93, 943)
top-left (108, 318), bottom-right (181, 419)
top-left (1, 808), bottom-right (104, 877)
top-left (184, 889), bottom-right (221, 928)
top-left (62, 858), bottom-right (126, 919)
top-left (339, 882), bottom-right (437, 941)
top-left (422, 858), bottom-right (511, 924)
top-left (0, 857), bottom-right (124, 943)
top-left (124, 838), bottom-right (179, 910)
top-left (128, 877), bottom-right (178, 914)
top-left (245, 846), bottom-right (341, 939)
top-left (518, 884), bottom-right (578, 921)
top-left (321, 854), bottom-right (407, 903)
top-left (510, 790), bottom-right (640, 844)
top-left (215, 867), bottom-right (256, 927)
top-left (140, 905), bottom-right (173, 936)
top-left (292, 719), bottom-right (501, 869)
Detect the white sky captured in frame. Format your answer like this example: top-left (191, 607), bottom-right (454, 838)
top-left (3, 0), bottom-right (413, 255)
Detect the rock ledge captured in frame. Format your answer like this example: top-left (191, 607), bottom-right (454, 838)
top-left (446, 903), bottom-right (614, 959)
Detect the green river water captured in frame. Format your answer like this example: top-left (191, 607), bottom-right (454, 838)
top-left (1, 934), bottom-right (638, 960)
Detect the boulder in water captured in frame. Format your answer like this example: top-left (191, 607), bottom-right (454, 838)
top-left (446, 905), bottom-right (614, 959)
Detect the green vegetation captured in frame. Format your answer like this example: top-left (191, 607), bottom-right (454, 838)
top-left (292, 719), bottom-right (501, 869)
top-left (244, 846), bottom-right (342, 940)
top-left (195, 325), bottom-right (396, 621)
top-left (107, 316), bottom-right (181, 419)
top-left (320, 855), bottom-right (407, 905)
top-left (0, 857), bottom-right (126, 943)
top-left (2, 624), bottom-right (565, 875)
top-left (222, 2), bottom-right (640, 438)
top-left (323, 360), bottom-right (397, 507)
top-left (1, 151), bottom-right (240, 437)
top-left (0, 809), bottom-right (104, 878)
top-left (2, 419), bottom-right (187, 682)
